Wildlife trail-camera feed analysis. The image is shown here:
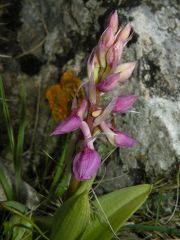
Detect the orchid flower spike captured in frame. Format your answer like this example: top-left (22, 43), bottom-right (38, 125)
top-left (51, 10), bottom-right (138, 182)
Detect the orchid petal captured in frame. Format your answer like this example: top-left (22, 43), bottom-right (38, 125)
top-left (112, 95), bottom-right (137, 113)
top-left (100, 121), bottom-right (138, 148)
top-left (114, 131), bottom-right (138, 148)
top-left (51, 110), bottom-right (81, 135)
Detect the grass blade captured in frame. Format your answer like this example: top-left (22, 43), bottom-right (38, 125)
top-left (49, 134), bottom-right (70, 194)
top-left (0, 166), bottom-right (14, 200)
top-left (0, 75), bottom-right (15, 153)
top-left (14, 82), bottom-right (27, 197)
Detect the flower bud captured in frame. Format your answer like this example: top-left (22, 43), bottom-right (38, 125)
top-left (118, 62), bottom-right (136, 82)
top-left (107, 10), bottom-right (119, 34)
top-left (116, 23), bottom-right (131, 43)
top-left (112, 95), bottom-right (137, 113)
top-left (114, 62), bottom-right (136, 74)
top-left (106, 41), bottom-right (123, 67)
top-left (100, 27), bottom-right (115, 48)
top-left (114, 130), bottom-right (138, 148)
top-left (73, 147), bottom-right (101, 181)
top-left (100, 121), bottom-right (137, 148)
top-left (97, 73), bottom-right (120, 92)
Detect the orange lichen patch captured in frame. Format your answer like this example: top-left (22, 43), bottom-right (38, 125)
top-left (60, 70), bottom-right (84, 101)
top-left (46, 84), bottom-right (69, 121)
top-left (46, 71), bottom-right (84, 121)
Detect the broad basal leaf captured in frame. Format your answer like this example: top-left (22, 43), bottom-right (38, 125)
top-left (81, 184), bottom-right (152, 240)
top-left (50, 191), bottom-right (90, 240)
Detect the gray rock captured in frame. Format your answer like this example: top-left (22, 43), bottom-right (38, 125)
top-left (96, 1), bottom-right (180, 192)
top-left (0, 160), bottom-right (39, 209)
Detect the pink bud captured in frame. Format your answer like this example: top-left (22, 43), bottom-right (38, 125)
top-left (73, 147), bottom-right (101, 181)
top-left (107, 10), bottom-right (119, 34)
top-left (100, 27), bottom-right (115, 48)
top-left (106, 41), bottom-right (123, 67)
top-left (114, 130), bottom-right (138, 148)
top-left (114, 62), bottom-right (136, 73)
top-left (97, 73), bottom-right (120, 92)
top-left (100, 121), bottom-right (137, 148)
top-left (116, 23), bottom-right (131, 43)
top-left (119, 62), bottom-right (136, 83)
top-left (112, 95), bottom-right (137, 113)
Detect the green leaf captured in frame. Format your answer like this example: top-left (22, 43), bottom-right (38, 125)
top-left (2, 201), bottom-right (29, 214)
top-left (50, 191), bottom-right (90, 240)
top-left (14, 82), bottom-right (27, 196)
top-left (0, 75), bottom-right (15, 153)
top-left (8, 215), bottom-right (32, 240)
top-left (0, 166), bottom-right (14, 200)
top-left (49, 134), bottom-right (70, 194)
top-left (81, 184), bottom-right (152, 240)
top-left (2, 201), bottom-right (49, 240)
